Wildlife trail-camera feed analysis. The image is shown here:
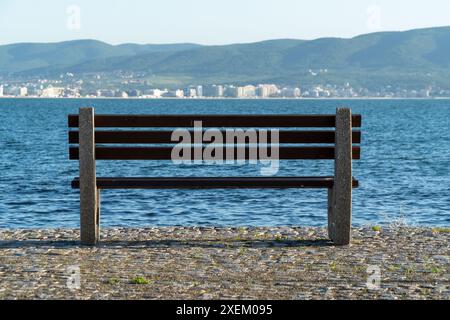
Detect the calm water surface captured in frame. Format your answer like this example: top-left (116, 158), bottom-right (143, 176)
top-left (0, 98), bottom-right (449, 228)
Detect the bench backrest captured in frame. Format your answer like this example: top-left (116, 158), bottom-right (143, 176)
top-left (68, 112), bottom-right (362, 161)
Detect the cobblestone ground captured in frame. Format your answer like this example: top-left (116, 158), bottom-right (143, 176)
top-left (0, 227), bottom-right (448, 300)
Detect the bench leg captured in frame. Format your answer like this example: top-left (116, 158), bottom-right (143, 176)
top-left (80, 187), bottom-right (99, 246)
top-left (334, 191), bottom-right (351, 245)
top-left (333, 108), bottom-right (352, 246)
top-left (96, 189), bottom-right (101, 240)
top-left (79, 107), bottom-right (98, 246)
top-left (327, 188), bottom-right (335, 241)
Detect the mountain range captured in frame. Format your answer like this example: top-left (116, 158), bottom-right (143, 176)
top-left (1, 26), bottom-right (450, 89)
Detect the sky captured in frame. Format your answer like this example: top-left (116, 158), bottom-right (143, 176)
top-left (0, 0), bottom-right (449, 45)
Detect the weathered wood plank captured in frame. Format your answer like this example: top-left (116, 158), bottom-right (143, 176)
top-left (68, 114), bottom-right (362, 128)
top-left (69, 130), bottom-right (362, 144)
top-left (71, 176), bottom-right (361, 189)
top-left (69, 146), bottom-right (361, 160)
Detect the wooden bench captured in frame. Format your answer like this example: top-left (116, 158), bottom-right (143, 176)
top-left (68, 107), bottom-right (362, 246)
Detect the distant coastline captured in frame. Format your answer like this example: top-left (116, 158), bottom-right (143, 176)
top-left (2, 96), bottom-right (450, 100)
top-left (2, 27), bottom-right (450, 93)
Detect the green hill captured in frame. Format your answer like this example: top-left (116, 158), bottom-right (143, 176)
top-left (0, 40), bottom-right (201, 73)
top-left (1, 27), bottom-right (450, 88)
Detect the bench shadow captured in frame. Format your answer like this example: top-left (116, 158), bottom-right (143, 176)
top-left (0, 238), bottom-right (333, 249)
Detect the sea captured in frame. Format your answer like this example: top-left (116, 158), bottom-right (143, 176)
top-left (0, 98), bottom-right (448, 228)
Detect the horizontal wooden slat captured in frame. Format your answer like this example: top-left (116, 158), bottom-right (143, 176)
top-left (69, 146), bottom-right (361, 160)
top-left (69, 130), bottom-right (362, 144)
top-left (68, 114), bottom-right (362, 128)
top-left (71, 177), bottom-right (359, 189)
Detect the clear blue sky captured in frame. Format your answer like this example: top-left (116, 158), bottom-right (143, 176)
top-left (1, 0), bottom-right (449, 45)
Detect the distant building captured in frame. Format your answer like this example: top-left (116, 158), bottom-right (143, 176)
top-left (126, 89), bottom-right (141, 97)
top-left (419, 88), bottom-right (431, 98)
top-left (175, 89), bottom-right (184, 98)
top-left (237, 85), bottom-right (256, 98)
top-left (0, 85), bottom-right (3, 97)
top-left (257, 84), bottom-right (279, 98)
top-left (188, 88), bottom-right (197, 98)
top-left (196, 85), bottom-right (203, 97)
top-left (147, 89), bottom-right (167, 98)
top-left (203, 85), bottom-right (224, 97)
top-left (6, 86), bottom-right (20, 96)
top-left (215, 85), bottom-right (224, 97)
top-left (63, 88), bottom-right (80, 98)
top-left (41, 87), bottom-right (64, 98)
top-left (236, 87), bottom-right (245, 98)
top-left (97, 90), bottom-right (115, 98)
top-left (163, 89), bottom-right (184, 98)
top-left (224, 85), bottom-right (238, 98)
top-left (280, 87), bottom-right (301, 98)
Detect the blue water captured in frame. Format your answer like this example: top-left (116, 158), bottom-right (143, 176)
top-left (0, 98), bottom-right (449, 228)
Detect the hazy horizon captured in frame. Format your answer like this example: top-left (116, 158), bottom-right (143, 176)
top-left (1, 25), bottom-right (450, 47)
top-left (1, 0), bottom-right (450, 45)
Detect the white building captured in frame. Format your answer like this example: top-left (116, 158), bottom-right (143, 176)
top-left (196, 85), bottom-right (203, 97)
top-left (237, 85), bottom-right (256, 98)
top-left (19, 87), bottom-right (28, 96)
top-left (257, 84), bottom-right (279, 98)
top-left (150, 89), bottom-right (167, 98)
top-left (41, 87), bottom-right (64, 98)
top-left (215, 85), bottom-right (224, 97)
top-left (0, 85), bottom-right (3, 97)
top-left (188, 88), bottom-right (197, 98)
top-left (175, 89), bottom-right (185, 98)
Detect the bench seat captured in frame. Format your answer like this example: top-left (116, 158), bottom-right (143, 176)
top-left (72, 177), bottom-right (359, 189)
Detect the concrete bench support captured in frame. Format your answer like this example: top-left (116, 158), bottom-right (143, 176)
top-left (333, 108), bottom-right (353, 245)
top-left (327, 187), bottom-right (335, 241)
top-left (79, 107), bottom-right (99, 245)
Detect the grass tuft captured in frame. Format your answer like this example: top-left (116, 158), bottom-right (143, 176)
top-left (108, 278), bottom-right (120, 285)
top-left (430, 266), bottom-right (443, 274)
top-left (131, 276), bottom-right (150, 285)
top-left (432, 227), bottom-right (450, 233)
top-left (387, 264), bottom-right (401, 272)
top-left (329, 262), bottom-right (338, 272)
